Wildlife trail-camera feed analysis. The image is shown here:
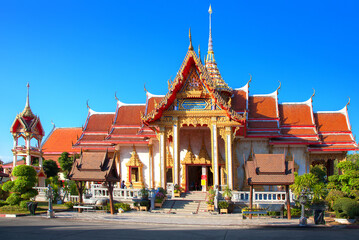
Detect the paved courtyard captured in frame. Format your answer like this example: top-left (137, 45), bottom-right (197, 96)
top-left (1, 211), bottom-right (359, 240)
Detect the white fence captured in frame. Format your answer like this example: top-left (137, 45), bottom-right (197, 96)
top-left (229, 190), bottom-right (295, 204)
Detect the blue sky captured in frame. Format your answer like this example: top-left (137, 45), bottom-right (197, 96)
top-left (1, 1), bottom-right (358, 163)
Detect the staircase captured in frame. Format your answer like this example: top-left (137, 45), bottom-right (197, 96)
top-left (154, 191), bottom-right (208, 214)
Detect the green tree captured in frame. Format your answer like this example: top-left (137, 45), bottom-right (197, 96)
top-left (2, 165), bottom-right (38, 206)
top-left (43, 159), bottom-right (60, 178)
top-left (58, 152), bottom-right (78, 179)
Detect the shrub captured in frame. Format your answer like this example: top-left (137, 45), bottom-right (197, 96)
top-left (0, 200), bottom-right (8, 207)
top-left (4, 165), bottom-right (38, 206)
top-left (140, 188), bottom-right (149, 199)
top-left (218, 201), bottom-right (229, 209)
top-left (0, 184), bottom-right (9, 200)
top-left (140, 200), bottom-right (150, 207)
top-left (326, 189), bottom-right (345, 209)
top-left (19, 200), bottom-right (28, 209)
top-left (333, 197), bottom-right (359, 219)
top-left (6, 193), bottom-right (21, 205)
top-left (157, 187), bottom-right (167, 195)
top-left (64, 201), bottom-right (74, 209)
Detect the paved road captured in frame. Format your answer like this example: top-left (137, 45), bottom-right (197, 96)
top-left (0, 216), bottom-right (359, 240)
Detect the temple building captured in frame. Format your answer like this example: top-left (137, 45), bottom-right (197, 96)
top-left (43, 7), bottom-right (357, 191)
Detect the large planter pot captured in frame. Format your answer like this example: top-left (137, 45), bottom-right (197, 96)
top-left (154, 202), bottom-right (163, 208)
top-left (139, 206), bottom-right (148, 211)
top-left (220, 208), bottom-right (228, 214)
top-left (334, 218), bottom-right (356, 224)
top-left (207, 205), bottom-right (215, 212)
top-left (174, 192), bottom-right (181, 197)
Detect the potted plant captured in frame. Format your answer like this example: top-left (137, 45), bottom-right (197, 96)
top-left (206, 187), bottom-right (215, 211)
top-left (140, 188), bottom-right (149, 200)
top-left (133, 201), bottom-right (139, 211)
top-left (154, 191), bottom-right (165, 208)
top-left (173, 184), bottom-right (182, 197)
top-left (139, 200), bottom-right (150, 211)
top-left (222, 185), bottom-right (232, 201)
top-left (218, 201), bottom-right (229, 214)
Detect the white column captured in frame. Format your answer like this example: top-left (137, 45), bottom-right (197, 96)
top-left (226, 127), bottom-right (233, 189)
top-left (173, 118), bottom-right (179, 185)
top-left (202, 166), bottom-right (207, 192)
top-left (212, 123), bottom-right (219, 187)
top-left (39, 156), bottom-right (43, 168)
top-left (13, 154), bottom-right (17, 168)
top-left (26, 137), bottom-right (31, 165)
top-left (159, 127), bottom-right (166, 188)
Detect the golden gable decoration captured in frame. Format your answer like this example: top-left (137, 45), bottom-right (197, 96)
top-left (126, 146), bottom-right (144, 188)
top-left (195, 141), bottom-right (211, 165)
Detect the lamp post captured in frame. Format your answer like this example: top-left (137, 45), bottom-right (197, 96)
top-left (298, 189), bottom-right (308, 226)
top-left (46, 184), bottom-right (55, 218)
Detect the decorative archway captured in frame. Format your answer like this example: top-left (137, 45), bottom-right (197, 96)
top-left (126, 146), bottom-right (144, 189)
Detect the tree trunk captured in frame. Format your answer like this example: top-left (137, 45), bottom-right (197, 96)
top-left (76, 181), bottom-right (84, 213)
top-left (107, 182), bottom-right (115, 215)
top-left (249, 185), bottom-right (253, 219)
top-left (286, 185), bottom-right (291, 220)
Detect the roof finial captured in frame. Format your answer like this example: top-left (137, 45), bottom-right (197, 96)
top-left (346, 97), bottom-right (351, 108)
top-left (198, 44), bottom-right (201, 61)
top-left (247, 74), bottom-right (252, 85)
top-left (276, 80), bottom-right (281, 93)
top-left (189, 28), bottom-right (193, 50)
top-left (144, 84), bottom-right (148, 93)
top-left (310, 88), bottom-right (316, 102)
top-left (86, 100), bottom-right (90, 109)
top-left (208, 5), bottom-right (213, 53)
top-left (115, 92), bottom-right (119, 101)
top-left (26, 82), bottom-right (30, 108)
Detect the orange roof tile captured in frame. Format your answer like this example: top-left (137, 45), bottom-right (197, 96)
top-left (42, 128), bottom-right (82, 153)
top-left (115, 105), bottom-right (145, 126)
top-left (147, 97), bottom-right (164, 115)
top-left (86, 113), bottom-right (114, 132)
top-left (248, 96), bottom-right (277, 119)
top-left (281, 128), bottom-right (316, 135)
top-left (248, 121), bottom-right (278, 129)
top-left (232, 90), bottom-right (247, 112)
top-left (279, 104), bottom-right (313, 126)
top-left (315, 112), bottom-right (350, 132)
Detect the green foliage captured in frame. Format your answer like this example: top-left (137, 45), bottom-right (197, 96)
top-left (310, 165), bottom-right (327, 183)
top-left (347, 154), bottom-right (359, 166)
top-left (222, 185), bottom-right (232, 198)
top-left (327, 160), bottom-right (359, 196)
top-left (0, 200), bottom-right (8, 207)
top-left (157, 187), bottom-right (167, 195)
top-left (113, 202), bottom-right (131, 212)
top-left (6, 193), bottom-right (21, 205)
top-left (12, 165), bottom-right (37, 178)
top-left (19, 200), bottom-right (28, 209)
top-left (43, 160), bottom-right (60, 178)
top-left (63, 180), bottom-right (78, 196)
top-left (0, 184), bottom-right (9, 200)
top-left (139, 200), bottom-right (150, 207)
top-left (58, 152), bottom-right (77, 179)
top-left (337, 160), bottom-right (359, 172)
top-left (206, 186), bottom-right (215, 205)
top-left (218, 201), bottom-right (229, 209)
top-left (333, 197), bottom-right (359, 219)
top-left (140, 188), bottom-right (149, 199)
top-left (46, 176), bottom-right (61, 201)
top-left (4, 165), bottom-right (38, 206)
top-left (64, 201), bottom-right (74, 209)
top-left (326, 189), bottom-right (345, 209)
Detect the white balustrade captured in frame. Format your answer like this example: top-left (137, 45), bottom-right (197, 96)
top-left (229, 190), bottom-right (295, 204)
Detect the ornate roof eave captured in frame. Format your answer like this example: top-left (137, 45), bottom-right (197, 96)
top-left (141, 48), bottom-right (246, 125)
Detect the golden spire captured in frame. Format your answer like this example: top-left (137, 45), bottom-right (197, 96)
top-left (189, 28), bottom-right (193, 50)
top-left (21, 83), bottom-right (35, 118)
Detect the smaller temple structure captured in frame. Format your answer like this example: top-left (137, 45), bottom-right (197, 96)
top-left (69, 151), bottom-right (120, 214)
top-left (7, 83), bottom-right (46, 186)
top-left (245, 152), bottom-right (295, 219)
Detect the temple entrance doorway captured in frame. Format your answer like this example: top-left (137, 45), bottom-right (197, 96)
top-left (187, 166), bottom-right (201, 191)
